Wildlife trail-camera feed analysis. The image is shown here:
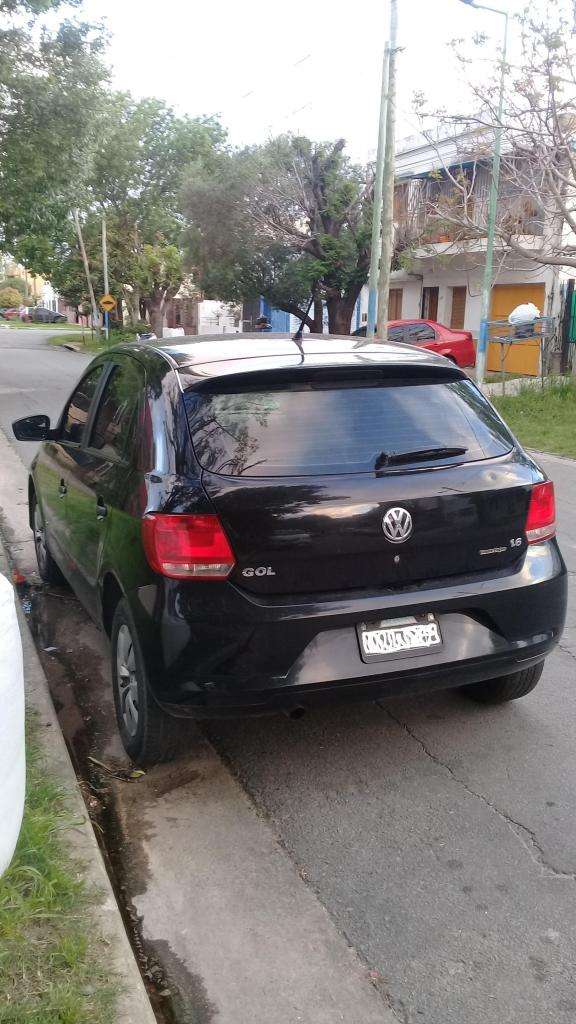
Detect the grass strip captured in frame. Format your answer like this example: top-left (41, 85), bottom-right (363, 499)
top-left (492, 379), bottom-right (576, 459)
top-left (0, 714), bottom-right (119, 1024)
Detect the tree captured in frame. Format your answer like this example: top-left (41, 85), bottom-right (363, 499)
top-left (184, 136), bottom-right (374, 335)
top-left (410, 1), bottom-right (576, 277)
top-left (42, 94), bottom-right (224, 335)
top-left (0, 286), bottom-right (23, 306)
top-left (0, 276), bottom-right (28, 297)
top-left (135, 244), bottom-right (184, 339)
top-left (0, 2), bottom-right (108, 264)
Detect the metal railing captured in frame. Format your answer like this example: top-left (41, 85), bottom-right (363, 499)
top-left (487, 317), bottom-right (557, 394)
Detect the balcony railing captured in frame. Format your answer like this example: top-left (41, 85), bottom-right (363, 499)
top-left (394, 171), bottom-right (545, 247)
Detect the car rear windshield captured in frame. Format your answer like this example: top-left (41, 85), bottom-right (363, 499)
top-left (184, 379), bottom-right (514, 478)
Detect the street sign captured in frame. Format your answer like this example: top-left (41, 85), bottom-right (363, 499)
top-left (99, 293), bottom-right (116, 312)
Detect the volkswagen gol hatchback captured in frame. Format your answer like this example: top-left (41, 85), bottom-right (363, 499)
top-left (13, 335), bottom-right (567, 765)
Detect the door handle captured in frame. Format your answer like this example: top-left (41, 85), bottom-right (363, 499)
top-left (96, 498), bottom-right (108, 521)
top-left (59, 479), bottom-right (67, 498)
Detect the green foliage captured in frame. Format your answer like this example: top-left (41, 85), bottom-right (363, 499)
top-left (0, 276), bottom-right (27, 297)
top-left (492, 380), bottom-right (576, 459)
top-left (0, 286), bottom-right (23, 306)
top-left (135, 243), bottom-right (184, 297)
top-left (90, 94), bottom-right (224, 245)
top-left (0, 717), bottom-right (118, 1023)
top-left (183, 135), bottom-right (373, 333)
top-left (0, 0), bottom-right (80, 12)
top-left (0, 9), bottom-right (109, 264)
top-left (42, 94), bottom-right (224, 330)
top-left (110, 322), bottom-right (149, 342)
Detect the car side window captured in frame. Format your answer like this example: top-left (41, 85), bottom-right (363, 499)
top-left (88, 360), bottom-right (142, 462)
top-left (60, 366), bottom-right (104, 444)
top-left (388, 326), bottom-right (405, 342)
top-left (407, 324), bottom-right (436, 342)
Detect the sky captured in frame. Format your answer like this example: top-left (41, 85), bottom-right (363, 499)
top-left (81, 0), bottom-right (530, 161)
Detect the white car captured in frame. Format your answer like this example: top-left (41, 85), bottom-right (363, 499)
top-left (0, 573), bottom-right (25, 875)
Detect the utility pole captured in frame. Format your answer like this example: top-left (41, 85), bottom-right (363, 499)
top-left (365, 24), bottom-right (391, 341)
top-left (375, 0), bottom-right (398, 342)
top-left (73, 209), bottom-right (100, 338)
top-left (102, 215), bottom-right (109, 342)
top-left (459, 0), bottom-right (509, 385)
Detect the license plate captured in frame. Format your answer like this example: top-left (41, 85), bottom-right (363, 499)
top-left (358, 614), bottom-right (442, 662)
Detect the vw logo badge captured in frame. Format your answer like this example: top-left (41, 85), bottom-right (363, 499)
top-left (382, 507), bottom-right (413, 544)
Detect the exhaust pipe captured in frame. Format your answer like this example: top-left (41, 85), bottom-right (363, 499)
top-left (284, 706), bottom-right (306, 720)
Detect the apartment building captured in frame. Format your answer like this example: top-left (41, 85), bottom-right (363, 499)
top-left (355, 128), bottom-right (571, 374)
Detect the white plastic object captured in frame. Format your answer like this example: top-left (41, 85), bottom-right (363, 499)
top-left (508, 302), bottom-right (540, 325)
top-left (0, 573), bottom-right (25, 876)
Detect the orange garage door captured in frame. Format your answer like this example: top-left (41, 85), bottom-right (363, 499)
top-left (487, 283), bottom-right (546, 376)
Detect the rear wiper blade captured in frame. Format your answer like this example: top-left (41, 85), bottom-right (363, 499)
top-left (375, 446), bottom-right (468, 470)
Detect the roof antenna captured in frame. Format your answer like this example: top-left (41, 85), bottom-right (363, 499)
top-left (292, 289), bottom-right (317, 341)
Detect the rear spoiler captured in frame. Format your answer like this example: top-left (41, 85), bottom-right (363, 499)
top-left (178, 361), bottom-right (466, 394)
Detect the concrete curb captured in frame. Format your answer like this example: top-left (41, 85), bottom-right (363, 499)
top-left (0, 548), bottom-right (156, 1023)
top-left (528, 449), bottom-right (576, 464)
top-left (482, 374), bottom-right (571, 397)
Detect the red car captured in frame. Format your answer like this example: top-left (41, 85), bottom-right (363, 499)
top-left (353, 319), bottom-right (476, 368)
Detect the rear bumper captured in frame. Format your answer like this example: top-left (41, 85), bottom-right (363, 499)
top-left (130, 541), bottom-right (567, 717)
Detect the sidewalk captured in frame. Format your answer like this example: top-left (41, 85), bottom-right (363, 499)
top-left (0, 426), bottom-right (155, 1021)
top-left (0, 538), bottom-right (157, 1024)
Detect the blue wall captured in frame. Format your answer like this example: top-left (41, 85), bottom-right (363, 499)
top-left (261, 299), bottom-right (291, 332)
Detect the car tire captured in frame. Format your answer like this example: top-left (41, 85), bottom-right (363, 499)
top-left (111, 598), bottom-right (189, 766)
top-left (461, 662), bottom-right (544, 704)
top-left (31, 496), bottom-right (65, 585)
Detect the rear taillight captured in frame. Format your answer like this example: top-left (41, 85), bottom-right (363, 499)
top-left (142, 514), bottom-right (235, 579)
top-left (525, 482), bottom-right (556, 544)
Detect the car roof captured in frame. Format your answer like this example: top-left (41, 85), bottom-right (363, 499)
top-left (387, 319), bottom-right (437, 327)
top-left (117, 333), bottom-right (462, 380)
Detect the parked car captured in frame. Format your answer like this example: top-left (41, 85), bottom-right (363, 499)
top-left (27, 306), bottom-right (68, 324)
top-left (352, 319), bottom-right (476, 367)
top-left (0, 573), bottom-right (25, 876)
top-left (13, 334), bottom-right (566, 765)
top-left (1, 308), bottom-right (23, 320)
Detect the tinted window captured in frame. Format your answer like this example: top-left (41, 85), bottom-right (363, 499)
top-left (89, 361), bottom-right (142, 461)
top-left (407, 324), bottom-right (435, 342)
top-left (387, 326), bottom-right (405, 342)
top-left (61, 366), bottom-right (104, 444)
top-left (186, 379), bottom-right (514, 478)
top-left (353, 326), bottom-right (404, 341)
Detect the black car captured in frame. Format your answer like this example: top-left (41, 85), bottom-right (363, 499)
top-left (28, 306), bottom-right (68, 323)
top-left (13, 335), bottom-right (567, 765)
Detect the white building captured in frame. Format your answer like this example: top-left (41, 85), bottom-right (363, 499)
top-left (198, 300), bottom-right (240, 335)
top-left (355, 128), bottom-right (570, 375)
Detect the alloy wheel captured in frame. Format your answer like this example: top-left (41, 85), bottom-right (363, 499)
top-left (33, 502), bottom-right (48, 574)
top-left (116, 623), bottom-right (140, 738)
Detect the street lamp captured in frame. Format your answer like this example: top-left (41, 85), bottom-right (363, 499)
top-left (458, 0), bottom-right (509, 386)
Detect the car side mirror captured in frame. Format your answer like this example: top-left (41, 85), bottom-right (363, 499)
top-left (12, 414), bottom-right (52, 441)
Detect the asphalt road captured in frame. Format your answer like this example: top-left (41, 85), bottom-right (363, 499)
top-left (0, 326), bottom-right (91, 465)
top-left (1, 328), bottom-right (575, 1024)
